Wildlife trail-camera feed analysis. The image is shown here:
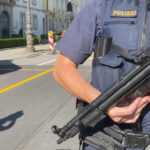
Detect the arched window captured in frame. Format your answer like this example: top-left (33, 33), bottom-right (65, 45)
top-left (67, 2), bottom-right (73, 12)
top-left (0, 11), bottom-right (10, 38)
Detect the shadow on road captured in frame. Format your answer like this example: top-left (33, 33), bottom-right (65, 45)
top-left (0, 60), bottom-right (21, 75)
top-left (0, 111), bottom-right (24, 131)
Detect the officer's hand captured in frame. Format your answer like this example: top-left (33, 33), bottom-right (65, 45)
top-left (106, 96), bottom-right (150, 123)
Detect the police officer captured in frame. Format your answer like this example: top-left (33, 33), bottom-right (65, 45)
top-left (53, 0), bottom-right (150, 149)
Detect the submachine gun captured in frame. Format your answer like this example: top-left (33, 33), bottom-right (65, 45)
top-left (51, 46), bottom-right (150, 146)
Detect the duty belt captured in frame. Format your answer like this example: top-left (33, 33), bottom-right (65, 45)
top-left (105, 125), bottom-right (150, 149)
top-left (122, 132), bottom-right (150, 149)
top-left (83, 125), bottom-right (150, 150)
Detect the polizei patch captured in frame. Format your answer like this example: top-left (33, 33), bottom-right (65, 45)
top-left (111, 10), bottom-right (138, 18)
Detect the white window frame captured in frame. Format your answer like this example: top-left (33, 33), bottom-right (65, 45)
top-left (32, 0), bottom-right (37, 6)
top-left (23, 0), bottom-right (27, 3)
top-left (32, 14), bottom-right (38, 30)
top-left (20, 12), bottom-right (26, 29)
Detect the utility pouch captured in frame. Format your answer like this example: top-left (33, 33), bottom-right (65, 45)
top-left (83, 124), bottom-right (150, 150)
top-left (84, 131), bottom-right (125, 150)
top-left (93, 36), bottom-right (112, 66)
top-left (93, 35), bottom-right (137, 67)
top-left (94, 35), bottom-right (112, 58)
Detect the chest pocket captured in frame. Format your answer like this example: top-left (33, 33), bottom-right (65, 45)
top-left (103, 0), bottom-right (140, 51)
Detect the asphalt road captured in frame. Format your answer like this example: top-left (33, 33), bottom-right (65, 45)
top-left (0, 49), bottom-right (92, 150)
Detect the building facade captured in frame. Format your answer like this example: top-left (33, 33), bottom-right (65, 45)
top-left (0, 0), bottom-right (90, 38)
top-left (43, 0), bottom-right (90, 34)
top-left (43, 0), bottom-right (73, 34)
top-left (0, 0), bottom-right (16, 38)
top-left (13, 0), bottom-right (46, 37)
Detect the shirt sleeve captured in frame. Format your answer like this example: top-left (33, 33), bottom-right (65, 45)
top-left (55, 0), bottom-right (104, 64)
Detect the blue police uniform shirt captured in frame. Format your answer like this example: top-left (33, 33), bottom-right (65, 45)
top-left (55, 0), bottom-right (135, 93)
top-left (55, 0), bottom-right (147, 93)
top-left (55, 0), bottom-right (108, 94)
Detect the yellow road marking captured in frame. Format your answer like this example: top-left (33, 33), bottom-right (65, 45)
top-left (33, 69), bottom-right (49, 71)
top-left (20, 68), bottom-right (48, 71)
top-left (0, 68), bottom-right (54, 94)
top-left (78, 69), bottom-right (92, 72)
top-left (56, 50), bottom-right (60, 53)
top-left (19, 68), bottom-right (32, 71)
top-left (78, 70), bottom-right (82, 72)
top-left (88, 56), bottom-right (94, 59)
top-left (87, 70), bottom-right (92, 72)
top-left (0, 68), bottom-right (16, 71)
top-left (0, 68), bottom-right (51, 71)
top-left (0, 68), bottom-right (92, 72)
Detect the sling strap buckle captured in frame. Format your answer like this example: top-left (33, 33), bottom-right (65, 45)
top-left (122, 132), bottom-right (150, 149)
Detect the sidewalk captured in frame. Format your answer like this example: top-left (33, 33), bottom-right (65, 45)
top-left (0, 44), bottom-right (51, 60)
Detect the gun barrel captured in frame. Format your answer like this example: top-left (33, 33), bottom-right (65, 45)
top-left (52, 61), bottom-right (150, 144)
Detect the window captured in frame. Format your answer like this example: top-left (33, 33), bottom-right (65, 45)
top-left (32, 15), bottom-right (38, 29)
top-left (67, 2), bottom-right (73, 12)
top-left (20, 12), bottom-right (26, 29)
top-left (23, 0), bottom-right (27, 3)
top-left (32, 0), bottom-right (36, 5)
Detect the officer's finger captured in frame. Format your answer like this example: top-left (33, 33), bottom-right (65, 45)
top-left (110, 108), bottom-right (141, 123)
top-left (133, 97), bottom-right (150, 115)
top-left (118, 101), bottom-right (149, 123)
top-left (134, 101), bottom-right (149, 116)
top-left (107, 97), bottom-right (142, 118)
top-left (119, 113), bottom-right (140, 123)
top-left (139, 96), bottom-right (150, 105)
